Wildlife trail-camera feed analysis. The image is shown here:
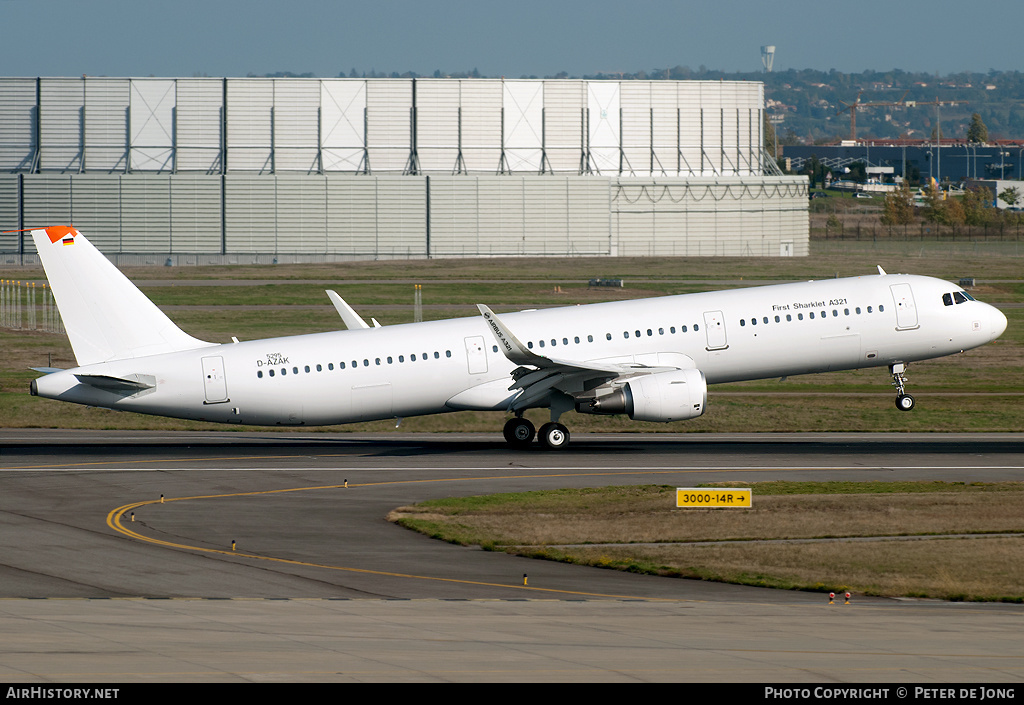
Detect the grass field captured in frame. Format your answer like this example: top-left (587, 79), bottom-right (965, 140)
top-left (388, 482), bottom-right (1024, 602)
top-left (0, 240), bottom-right (1021, 432)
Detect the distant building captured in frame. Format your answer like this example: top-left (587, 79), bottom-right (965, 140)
top-left (783, 140), bottom-right (1024, 185)
top-left (1, 76), bottom-right (808, 261)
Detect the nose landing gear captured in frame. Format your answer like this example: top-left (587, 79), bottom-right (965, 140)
top-left (891, 363), bottom-right (915, 411)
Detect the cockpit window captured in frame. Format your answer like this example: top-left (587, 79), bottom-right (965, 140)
top-left (953, 291), bottom-right (969, 304)
top-left (942, 293), bottom-right (953, 306)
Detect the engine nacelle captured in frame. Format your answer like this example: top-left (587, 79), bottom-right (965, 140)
top-left (575, 368), bottom-right (707, 422)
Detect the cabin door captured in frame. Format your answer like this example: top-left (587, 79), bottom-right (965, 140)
top-left (201, 356), bottom-right (229, 404)
top-left (702, 310), bottom-right (728, 350)
top-left (890, 284), bottom-right (919, 330)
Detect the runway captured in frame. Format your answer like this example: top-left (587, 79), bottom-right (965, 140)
top-left (2, 430), bottom-right (1023, 682)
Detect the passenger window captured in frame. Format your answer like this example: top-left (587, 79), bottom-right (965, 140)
top-left (257, 370), bottom-right (263, 379)
top-left (751, 318), bottom-right (757, 326)
top-left (867, 306), bottom-right (873, 313)
top-left (399, 355), bottom-right (404, 362)
top-left (269, 369), bottom-right (275, 377)
top-left (879, 305), bottom-right (885, 312)
top-left (587, 335), bottom-right (594, 342)
top-left (809, 312), bottom-right (815, 319)
top-left (329, 363), bottom-right (335, 370)
top-left (786, 314), bottom-right (792, 321)
top-left (434, 352), bottom-right (440, 359)
top-left (798, 313), bottom-right (803, 320)
top-left (387, 356), bottom-right (393, 364)
top-left (740, 319), bottom-right (746, 327)
top-left (775, 316), bottom-right (780, 323)
top-left (694, 324), bottom-right (699, 331)
top-left (411, 354), bottom-right (417, 361)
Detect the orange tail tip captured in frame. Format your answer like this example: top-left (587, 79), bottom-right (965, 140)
top-left (45, 226), bottom-right (78, 244)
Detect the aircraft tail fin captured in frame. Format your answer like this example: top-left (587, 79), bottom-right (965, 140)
top-left (31, 227), bottom-right (213, 366)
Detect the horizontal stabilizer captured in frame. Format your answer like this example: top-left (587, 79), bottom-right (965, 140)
top-left (74, 373), bottom-right (156, 392)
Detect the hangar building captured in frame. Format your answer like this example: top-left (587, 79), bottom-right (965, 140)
top-left (0, 77), bottom-right (808, 262)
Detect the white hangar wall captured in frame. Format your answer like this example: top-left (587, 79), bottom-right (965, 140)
top-left (0, 77), bottom-right (808, 260)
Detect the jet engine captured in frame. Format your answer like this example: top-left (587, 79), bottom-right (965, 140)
top-left (575, 368), bottom-right (707, 422)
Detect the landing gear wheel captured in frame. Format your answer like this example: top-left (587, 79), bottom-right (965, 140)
top-left (538, 422), bottom-right (570, 450)
top-left (503, 417), bottom-right (535, 446)
top-left (895, 394), bottom-right (916, 412)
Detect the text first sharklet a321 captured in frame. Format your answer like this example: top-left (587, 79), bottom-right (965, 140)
top-left (29, 226), bottom-right (1007, 449)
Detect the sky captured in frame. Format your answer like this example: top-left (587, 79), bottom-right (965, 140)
top-left (4, 0), bottom-right (1024, 78)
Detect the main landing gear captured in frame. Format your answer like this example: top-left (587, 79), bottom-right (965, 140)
top-left (503, 416), bottom-right (570, 450)
top-left (890, 363), bottom-right (915, 411)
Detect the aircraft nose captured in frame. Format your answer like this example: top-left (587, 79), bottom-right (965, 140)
top-left (991, 305), bottom-right (1008, 340)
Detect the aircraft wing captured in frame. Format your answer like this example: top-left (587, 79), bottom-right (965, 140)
top-left (476, 304), bottom-right (681, 412)
top-left (326, 290), bottom-right (379, 330)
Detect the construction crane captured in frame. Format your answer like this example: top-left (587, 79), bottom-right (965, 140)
top-left (836, 92), bottom-right (908, 141)
top-left (837, 93), bottom-right (967, 143)
top-left (902, 97), bottom-right (968, 141)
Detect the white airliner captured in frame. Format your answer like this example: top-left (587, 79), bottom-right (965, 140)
top-left (29, 226), bottom-right (1007, 449)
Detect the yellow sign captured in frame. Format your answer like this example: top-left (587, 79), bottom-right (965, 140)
top-left (676, 488), bottom-right (752, 508)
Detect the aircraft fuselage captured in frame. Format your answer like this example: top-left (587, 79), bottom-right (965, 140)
top-left (32, 273), bottom-right (1006, 427)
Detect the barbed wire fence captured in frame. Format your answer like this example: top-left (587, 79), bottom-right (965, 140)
top-left (1, 280), bottom-right (64, 334)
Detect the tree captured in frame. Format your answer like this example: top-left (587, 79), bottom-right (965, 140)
top-left (764, 114), bottom-right (778, 156)
top-left (944, 196), bottom-right (966, 226)
top-left (922, 183), bottom-right (947, 224)
top-left (881, 182), bottom-right (915, 225)
top-left (967, 113), bottom-right (989, 144)
top-left (963, 185), bottom-right (995, 225)
top-left (847, 161), bottom-right (867, 183)
top-left (998, 186), bottom-right (1020, 208)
